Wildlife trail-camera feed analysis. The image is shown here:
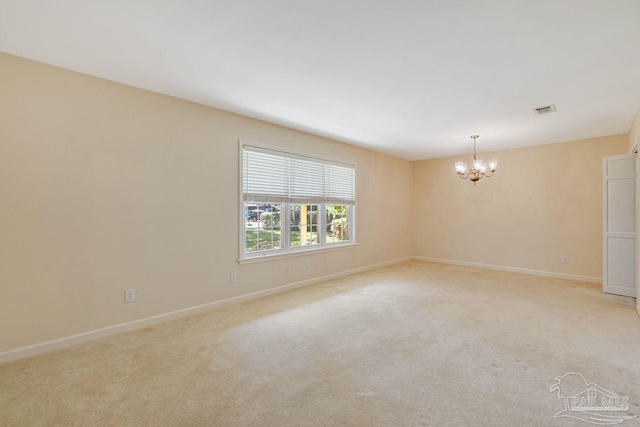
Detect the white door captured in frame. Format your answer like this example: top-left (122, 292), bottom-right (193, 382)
top-left (603, 154), bottom-right (637, 297)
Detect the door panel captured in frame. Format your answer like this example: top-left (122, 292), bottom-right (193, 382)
top-left (603, 154), bottom-right (637, 297)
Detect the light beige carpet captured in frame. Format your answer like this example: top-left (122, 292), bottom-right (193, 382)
top-left (1, 261), bottom-right (639, 426)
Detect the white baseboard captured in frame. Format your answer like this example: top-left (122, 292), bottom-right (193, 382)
top-left (412, 256), bottom-right (602, 284)
top-left (0, 256), bottom-right (412, 365)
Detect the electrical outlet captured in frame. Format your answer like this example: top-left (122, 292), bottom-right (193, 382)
top-left (445, 244), bottom-right (452, 252)
top-left (124, 289), bottom-right (136, 303)
top-left (560, 255), bottom-right (568, 263)
top-left (230, 272), bottom-right (237, 283)
top-left (305, 259), bottom-right (311, 268)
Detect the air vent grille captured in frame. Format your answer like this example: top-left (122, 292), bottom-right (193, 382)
top-left (533, 104), bottom-right (556, 115)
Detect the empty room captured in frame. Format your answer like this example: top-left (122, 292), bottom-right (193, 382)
top-left (2, 1), bottom-right (640, 426)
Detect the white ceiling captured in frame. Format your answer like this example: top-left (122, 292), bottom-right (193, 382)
top-left (1, 1), bottom-right (640, 160)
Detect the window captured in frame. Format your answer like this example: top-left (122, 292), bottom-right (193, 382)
top-left (241, 142), bottom-right (356, 259)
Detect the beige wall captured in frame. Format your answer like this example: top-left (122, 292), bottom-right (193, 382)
top-left (0, 53), bottom-right (414, 353)
top-left (413, 135), bottom-right (628, 279)
top-left (628, 107), bottom-right (640, 153)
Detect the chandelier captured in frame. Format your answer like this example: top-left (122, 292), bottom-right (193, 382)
top-left (454, 135), bottom-right (497, 184)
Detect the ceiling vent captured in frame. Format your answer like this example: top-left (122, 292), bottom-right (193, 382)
top-left (533, 104), bottom-right (556, 115)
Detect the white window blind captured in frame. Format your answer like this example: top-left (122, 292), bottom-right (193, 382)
top-left (243, 149), bottom-right (290, 201)
top-left (243, 144), bottom-right (355, 203)
top-left (291, 157), bottom-right (325, 199)
top-left (326, 164), bottom-right (356, 201)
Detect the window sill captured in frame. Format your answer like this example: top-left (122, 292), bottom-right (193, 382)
top-left (238, 242), bottom-right (357, 265)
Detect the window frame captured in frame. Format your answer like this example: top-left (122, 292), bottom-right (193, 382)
top-left (238, 140), bottom-right (357, 263)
